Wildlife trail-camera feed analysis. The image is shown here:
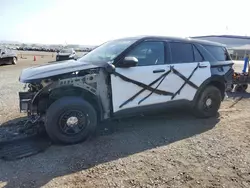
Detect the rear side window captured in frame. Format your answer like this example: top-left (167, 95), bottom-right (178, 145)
top-left (169, 42), bottom-right (204, 63)
top-left (170, 42), bottom-right (194, 63)
top-left (203, 45), bottom-right (231, 61)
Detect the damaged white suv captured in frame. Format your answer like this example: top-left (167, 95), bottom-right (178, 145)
top-left (19, 36), bottom-right (234, 144)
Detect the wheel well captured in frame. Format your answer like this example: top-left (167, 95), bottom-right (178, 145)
top-left (193, 80), bottom-right (226, 105)
top-left (209, 81), bottom-right (225, 98)
top-left (4, 57), bottom-right (13, 61)
top-left (35, 86), bottom-right (102, 120)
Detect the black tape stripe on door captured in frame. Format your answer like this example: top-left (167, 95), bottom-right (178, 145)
top-left (113, 71), bottom-right (172, 96)
top-left (114, 70), bottom-right (173, 108)
top-left (172, 67), bottom-right (199, 90)
top-left (171, 63), bottom-right (200, 100)
top-left (114, 62), bottom-right (205, 108)
top-left (138, 71), bottom-right (170, 104)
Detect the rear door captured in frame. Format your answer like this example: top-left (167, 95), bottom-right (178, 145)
top-left (165, 42), bottom-right (211, 101)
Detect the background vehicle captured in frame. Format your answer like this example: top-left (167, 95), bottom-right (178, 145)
top-left (56, 48), bottom-right (77, 61)
top-left (18, 36), bottom-right (234, 144)
top-left (0, 48), bottom-right (18, 65)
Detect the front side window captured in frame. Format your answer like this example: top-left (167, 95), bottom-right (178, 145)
top-left (126, 41), bottom-right (165, 66)
top-left (79, 39), bottom-right (137, 63)
top-left (60, 49), bottom-right (72, 53)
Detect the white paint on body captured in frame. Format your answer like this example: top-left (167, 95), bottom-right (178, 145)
top-left (111, 62), bottom-right (211, 113)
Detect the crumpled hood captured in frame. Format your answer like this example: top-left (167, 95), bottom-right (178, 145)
top-left (19, 60), bottom-right (99, 83)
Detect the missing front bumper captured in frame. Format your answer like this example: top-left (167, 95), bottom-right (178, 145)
top-left (19, 92), bottom-right (36, 113)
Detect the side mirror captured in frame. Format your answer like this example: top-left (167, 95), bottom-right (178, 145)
top-left (120, 56), bottom-right (138, 68)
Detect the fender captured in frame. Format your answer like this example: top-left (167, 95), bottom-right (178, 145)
top-left (31, 82), bottom-right (56, 105)
top-left (193, 75), bottom-right (226, 104)
top-left (29, 82), bottom-right (56, 114)
top-left (32, 84), bottom-right (104, 120)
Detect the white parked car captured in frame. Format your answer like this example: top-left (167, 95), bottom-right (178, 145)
top-left (18, 36), bottom-right (234, 144)
top-left (56, 48), bottom-right (77, 61)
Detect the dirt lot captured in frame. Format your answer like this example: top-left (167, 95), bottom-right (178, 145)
top-left (0, 52), bottom-right (250, 188)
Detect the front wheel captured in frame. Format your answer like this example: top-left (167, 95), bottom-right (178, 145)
top-left (45, 96), bottom-right (97, 144)
top-left (193, 86), bottom-right (222, 118)
top-left (12, 57), bottom-right (17, 65)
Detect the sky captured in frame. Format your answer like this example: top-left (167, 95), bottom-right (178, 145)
top-left (0, 0), bottom-right (249, 45)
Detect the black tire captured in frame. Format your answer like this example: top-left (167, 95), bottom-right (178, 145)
top-left (12, 57), bottom-right (17, 65)
top-left (194, 85), bottom-right (222, 118)
top-left (242, 84), bottom-right (248, 92)
top-left (235, 85), bottom-right (244, 92)
top-left (45, 96), bottom-right (97, 145)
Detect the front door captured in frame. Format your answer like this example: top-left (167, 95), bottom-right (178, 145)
top-left (111, 41), bottom-right (173, 113)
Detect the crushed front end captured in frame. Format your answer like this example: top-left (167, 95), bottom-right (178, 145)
top-left (19, 91), bottom-right (35, 114)
top-left (18, 81), bottom-right (51, 117)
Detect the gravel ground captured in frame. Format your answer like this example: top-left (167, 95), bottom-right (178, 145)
top-left (0, 53), bottom-right (250, 188)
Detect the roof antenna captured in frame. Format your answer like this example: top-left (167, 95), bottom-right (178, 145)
top-left (64, 41), bottom-right (67, 48)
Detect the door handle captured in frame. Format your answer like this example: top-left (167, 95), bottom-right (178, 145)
top-left (199, 65), bottom-right (207, 68)
top-left (153, 69), bottom-right (165, 73)
top-left (199, 63), bottom-right (208, 68)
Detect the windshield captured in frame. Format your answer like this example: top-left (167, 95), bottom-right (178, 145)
top-left (60, 49), bottom-right (72, 53)
top-left (79, 39), bottom-right (137, 63)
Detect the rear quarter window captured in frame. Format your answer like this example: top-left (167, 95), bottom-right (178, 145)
top-left (203, 45), bottom-right (231, 61)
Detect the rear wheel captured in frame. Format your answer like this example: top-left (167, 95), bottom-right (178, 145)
top-left (45, 96), bottom-right (97, 144)
top-left (194, 85), bottom-right (222, 118)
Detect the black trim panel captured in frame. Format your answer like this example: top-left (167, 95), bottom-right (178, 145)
top-left (211, 63), bottom-right (234, 68)
top-left (113, 99), bottom-right (191, 118)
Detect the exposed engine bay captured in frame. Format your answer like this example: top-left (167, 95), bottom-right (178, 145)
top-left (19, 68), bottom-right (111, 121)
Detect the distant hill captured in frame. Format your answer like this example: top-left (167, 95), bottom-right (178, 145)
top-left (0, 40), bottom-right (97, 47)
top-left (0, 40), bottom-right (21, 44)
